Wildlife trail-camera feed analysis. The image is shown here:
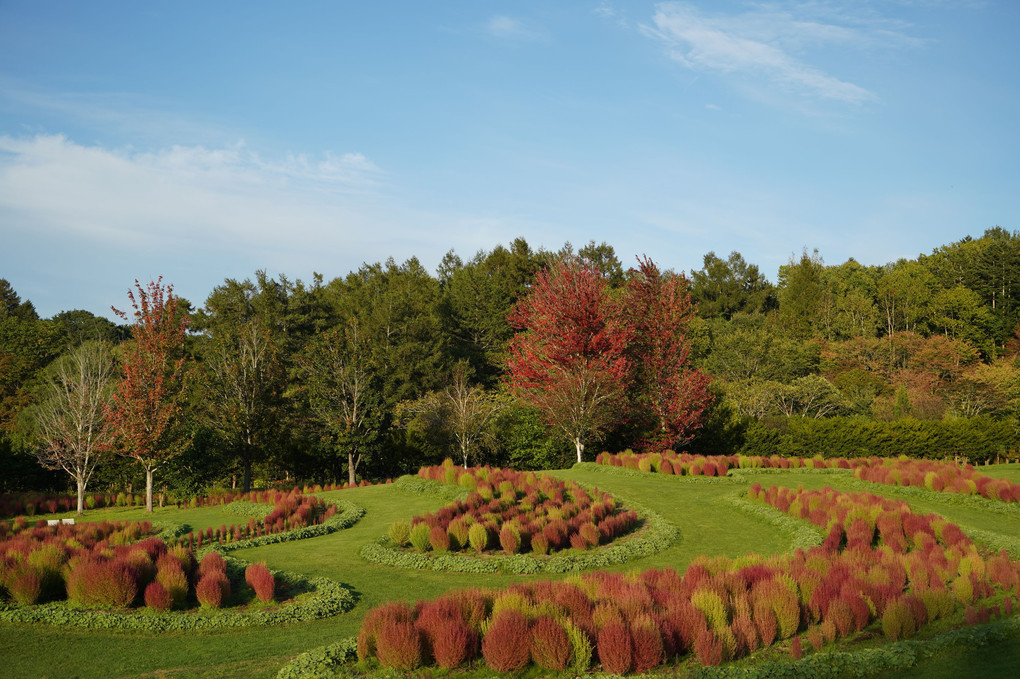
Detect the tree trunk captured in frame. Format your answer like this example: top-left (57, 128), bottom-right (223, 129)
top-left (145, 466), bottom-right (154, 513)
top-left (575, 438), bottom-right (584, 464)
top-left (76, 476), bottom-right (85, 515)
top-left (242, 457), bottom-right (252, 493)
top-left (348, 451), bottom-right (357, 486)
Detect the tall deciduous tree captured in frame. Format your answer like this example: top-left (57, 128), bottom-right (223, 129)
top-left (105, 279), bottom-right (189, 512)
top-left (203, 320), bottom-right (284, 492)
top-left (399, 361), bottom-right (502, 468)
top-left (507, 259), bottom-right (631, 462)
top-left (32, 340), bottom-right (116, 514)
top-left (298, 320), bottom-right (381, 486)
top-left (624, 258), bottom-right (713, 450)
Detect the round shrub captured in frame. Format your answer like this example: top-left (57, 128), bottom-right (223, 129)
top-left (429, 618), bottom-right (476, 669)
top-left (144, 581), bottom-right (172, 611)
top-left (196, 571), bottom-right (230, 608)
top-left (388, 520), bottom-right (410, 547)
top-left (244, 562), bottom-right (275, 603)
top-left (482, 610), bottom-right (531, 672)
top-left (598, 621), bottom-right (633, 675)
top-left (531, 615), bottom-right (572, 671)
top-left (429, 525), bottom-right (451, 552)
top-left (198, 551), bottom-right (227, 578)
top-left (409, 522), bottom-right (431, 552)
top-left (66, 559), bottom-right (138, 608)
top-left (9, 568), bottom-right (42, 606)
top-left (468, 523), bottom-right (488, 553)
top-left (499, 524), bottom-right (520, 555)
top-left (376, 618), bottom-right (423, 671)
top-left (155, 564), bottom-right (188, 609)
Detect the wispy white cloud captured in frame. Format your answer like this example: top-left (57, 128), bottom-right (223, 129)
top-left (645, 2), bottom-right (911, 105)
top-left (484, 15), bottom-right (547, 42)
top-left (0, 134), bottom-right (386, 253)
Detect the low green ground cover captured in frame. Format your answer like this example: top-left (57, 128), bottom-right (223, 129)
top-left (1, 464), bottom-right (1017, 678)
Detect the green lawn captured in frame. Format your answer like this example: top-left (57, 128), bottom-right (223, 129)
top-left (1, 465), bottom-right (1018, 678)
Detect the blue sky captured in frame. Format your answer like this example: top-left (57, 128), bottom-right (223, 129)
top-left (1, 1), bottom-right (1017, 319)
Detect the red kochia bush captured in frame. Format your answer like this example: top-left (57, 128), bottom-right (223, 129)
top-left (428, 618), bottom-right (476, 669)
top-left (244, 562), bottom-right (275, 602)
top-left (530, 615), bottom-right (572, 671)
top-left (66, 558), bottom-right (138, 608)
top-left (357, 602), bottom-right (414, 662)
top-left (598, 620), bottom-right (633, 675)
top-left (198, 551), bottom-right (227, 578)
top-left (144, 581), bottom-right (172, 611)
top-left (631, 617), bottom-right (665, 672)
top-left (196, 571), bottom-right (230, 608)
top-left (376, 619), bottom-right (423, 670)
top-left (8, 568), bottom-right (42, 606)
top-left (481, 610), bottom-right (531, 672)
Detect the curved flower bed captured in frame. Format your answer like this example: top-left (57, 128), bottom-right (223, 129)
top-left (0, 496), bottom-right (363, 628)
top-left (399, 462), bottom-right (639, 556)
top-left (595, 451), bottom-right (1020, 503)
top-left (352, 484), bottom-right (1020, 675)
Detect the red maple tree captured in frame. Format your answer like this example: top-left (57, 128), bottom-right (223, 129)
top-left (624, 257), bottom-right (712, 451)
top-left (104, 278), bottom-right (189, 512)
top-left (507, 259), bottom-right (631, 462)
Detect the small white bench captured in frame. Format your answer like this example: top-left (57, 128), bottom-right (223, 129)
top-left (45, 518), bottom-right (76, 526)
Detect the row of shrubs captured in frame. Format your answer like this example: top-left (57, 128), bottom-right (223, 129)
top-left (176, 479), bottom-right (391, 510)
top-left (355, 483), bottom-right (1019, 674)
top-left (0, 517), bottom-right (278, 610)
top-left (596, 451), bottom-right (1020, 503)
top-left (393, 462), bottom-right (638, 556)
top-left (0, 478), bottom-right (391, 520)
top-left (169, 492), bottom-right (338, 553)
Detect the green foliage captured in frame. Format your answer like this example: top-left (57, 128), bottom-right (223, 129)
top-left (739, 416), bottom-right (1019, 463)
top-left (387, 520), bottom-right (410, 547)
top-left (275, 637), bottom-right (359, 679)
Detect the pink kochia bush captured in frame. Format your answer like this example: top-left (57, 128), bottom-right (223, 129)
top-left (596, 451), bottom-right (1020, 503)
top-left (402, 461), bottom-right (639, 556)
top-left (244, 562), bottom-right (275, 603)
top-left (360, 484), bottom-right (1020, 674)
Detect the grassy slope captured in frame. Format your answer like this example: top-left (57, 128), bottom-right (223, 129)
top-left (1, 464), bottom-right (1018, 678)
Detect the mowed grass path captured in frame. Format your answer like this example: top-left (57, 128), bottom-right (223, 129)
top-left (1, 464), bottom-right (1018, 678)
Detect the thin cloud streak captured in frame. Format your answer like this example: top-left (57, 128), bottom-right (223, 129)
top-left (647, 2), bottom-right (886, 105)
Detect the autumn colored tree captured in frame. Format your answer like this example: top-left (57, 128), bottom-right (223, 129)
top-left (507, 258), bottom-right (631, 462)
top-left (624, 258), bottom-right (713, 450)
top-left (32, 340), bottom-right (116, 514)
top-left (105, 279), bottom-right (189, 512)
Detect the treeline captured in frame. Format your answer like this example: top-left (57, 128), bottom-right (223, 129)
top-left (2, 229), bottom-right (1019, 496)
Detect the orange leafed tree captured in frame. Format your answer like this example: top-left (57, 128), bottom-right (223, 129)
top-left (624, 257), bottom-right (712, 451)
top-left (507, 259), bottom-right (631, 462)
top-left (105, 278), bottom-right (189, 512)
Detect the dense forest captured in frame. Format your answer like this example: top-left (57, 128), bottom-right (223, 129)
top-left (2, 228), bottom-right (1019, 499)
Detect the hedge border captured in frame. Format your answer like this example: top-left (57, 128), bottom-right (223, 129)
top-left (390, 474), bottom-right (469, 501)
top-left (0, 553), bottom-right (356, 631)
top-left (359, 476), bottom-right (680, 574)
top-left (276, 636), bottom-right (359, 679)
top-left (724, 491), bottom-right (826, 552)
